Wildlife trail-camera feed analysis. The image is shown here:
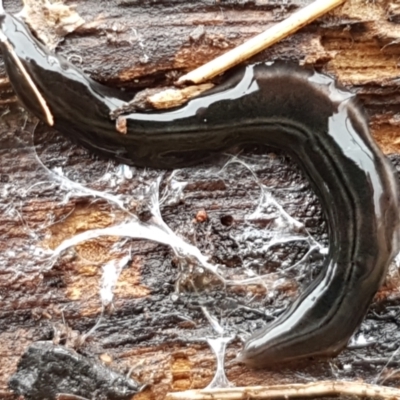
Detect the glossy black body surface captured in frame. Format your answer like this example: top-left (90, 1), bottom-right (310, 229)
top-left (1, 10), bottom-right (399, 367)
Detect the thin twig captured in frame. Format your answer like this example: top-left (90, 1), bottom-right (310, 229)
top-left (148, 83), bottom-right (214, 109)
top-left (166, 381), bottom-right (400, 400)
top-left (56, 394), bottom-right (89, 400)
top-left (176, 0), bottom-right (346, 85)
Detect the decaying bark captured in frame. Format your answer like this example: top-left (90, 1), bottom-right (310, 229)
top-left (1, 0), bottom-right (400, 399)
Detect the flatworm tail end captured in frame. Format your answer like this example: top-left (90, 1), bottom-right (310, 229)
top-left (235, 66), bottom-right (400, 367)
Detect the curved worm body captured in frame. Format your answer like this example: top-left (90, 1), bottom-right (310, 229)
top-left (1, 10), bottom-right (399, 367)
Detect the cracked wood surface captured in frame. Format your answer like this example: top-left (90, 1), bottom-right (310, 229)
top-left (1, 0), bottom-right (400, 399)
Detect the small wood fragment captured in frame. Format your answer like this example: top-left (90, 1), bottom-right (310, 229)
top-left (22, 0), bottom-right (85, 49)
top-left (195, 209), bottom-right (208, 223)
top-left (115, 115), bottom-right (127, 134)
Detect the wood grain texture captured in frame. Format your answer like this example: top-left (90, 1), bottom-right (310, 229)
top-left (1, 0), bottom-right (400, 399)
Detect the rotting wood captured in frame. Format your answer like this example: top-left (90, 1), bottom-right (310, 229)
top-left (166, 381), bottom-right (400, 400)
top-left (1, 1), bottom-right (400, 400)
top-left (176, 0), bottom-right (346, 85)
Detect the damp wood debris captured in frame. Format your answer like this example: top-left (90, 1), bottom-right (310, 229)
top-left (147, 0), bottom-right (347, 110)
top-left (2, 0), bottom-right (400, 400)
top-left (165, 381), bottom-right (400, 400)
